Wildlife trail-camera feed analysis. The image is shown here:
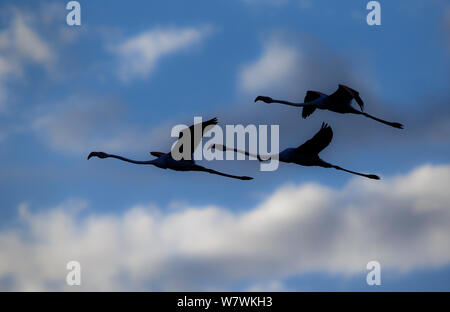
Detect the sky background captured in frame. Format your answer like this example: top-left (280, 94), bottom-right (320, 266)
top-left (0, 0), bottom-right (449, 291)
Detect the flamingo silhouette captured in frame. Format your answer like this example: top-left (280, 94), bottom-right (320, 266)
top-left (211, 123), bottom-right (380, 180)
top-left (255, 84), bottom-right (404, 129)
top-left (88, 117), bottom-right (253, 180)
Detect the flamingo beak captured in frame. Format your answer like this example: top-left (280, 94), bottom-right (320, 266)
top-left (254, 96), bottom-right (273, 103)
top-left (87, 152), bottom-right (108, 160)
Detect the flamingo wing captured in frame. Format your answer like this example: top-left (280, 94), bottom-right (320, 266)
top-left (295, 122), bottom-right (333, 155)
top-left (329, 84), bottom-right (364, 111)
top-left (304, 90), bottom-right (326, 102)
top-left (302, 91), bottom-right (325, 118)
top-left (174, 117), bottom-right (218, 157)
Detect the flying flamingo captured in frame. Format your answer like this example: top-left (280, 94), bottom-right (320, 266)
top-left (211, 123), bottom-right (380, 180)
top-left (88, 117), bottom-right (253, 180)
top-left (255, 84), bottom-right (404, 129)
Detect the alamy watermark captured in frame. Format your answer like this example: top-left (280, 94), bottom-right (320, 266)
top-left (366, 1), bottom-right (381, 26)
top-left (66, 1), bottom-right (81, 26)
top-left (170, 117), bottom-right (280, 171)
top-left (66, 260), bottom-right (81, 286)
top-left (366, 260), bottom-right (382, 286)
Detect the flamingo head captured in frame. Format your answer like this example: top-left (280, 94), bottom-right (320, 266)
top-left (87, 151), bottom-right (109, 160)
top-left (254, 96), bottom-right (274, 103)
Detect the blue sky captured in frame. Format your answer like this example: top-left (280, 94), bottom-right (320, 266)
top-left (0, 0), bottom-right (449, 291)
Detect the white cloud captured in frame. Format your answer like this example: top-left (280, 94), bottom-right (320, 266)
top-left (113, 26), bottom-right (211, 81)
top-left (0, 163), bottom-right (449, 291)
top-left (0, 11), bottom-right (54, 112)
top-left (8, 15), bottom-right (53, 64)
top-left (239, 39), bottom-right (300, 94)
top-left (246, 280), bottom-right (285, 291)
top-left (32, 96), bottom-right (173, 155)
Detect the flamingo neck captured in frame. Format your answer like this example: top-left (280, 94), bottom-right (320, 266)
top-left (218, 145), bottom-right (271, 161)
top-left (104, 154), bottom-right (155, 165)
top-left (271, 99), bottom-right (305, 107)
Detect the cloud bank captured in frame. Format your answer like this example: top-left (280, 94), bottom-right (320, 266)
top-left (0, 163), bottom-right (449, 291)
